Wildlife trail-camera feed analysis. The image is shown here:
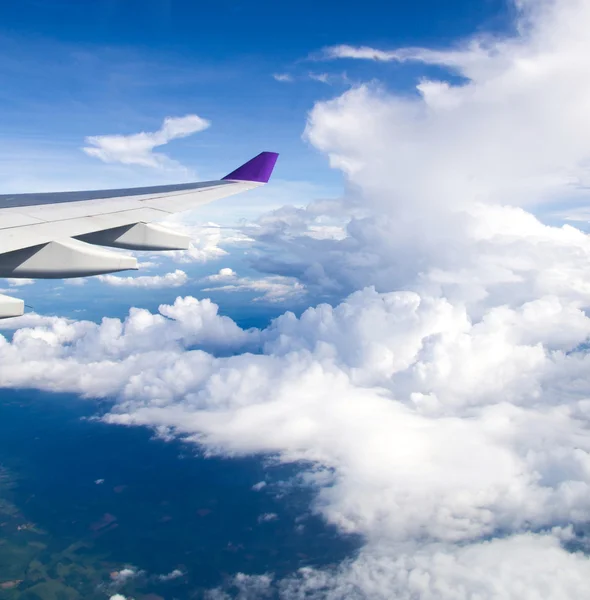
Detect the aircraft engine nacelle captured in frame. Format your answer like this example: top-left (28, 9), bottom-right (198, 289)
top-left (0, 238), bottom-right (138, 278)
top-left (0, 294), bottom-right (24, 318)
top-left (77, 222), bottom-right (190, 251)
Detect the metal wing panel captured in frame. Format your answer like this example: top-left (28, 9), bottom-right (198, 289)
top-left (0, 179), bottom-right (238, 209)
top-left (142, 180), bottom-right (259, 212)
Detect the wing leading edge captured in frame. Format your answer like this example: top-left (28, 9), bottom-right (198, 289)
top-left (0, 151), bottom-right (279, 318)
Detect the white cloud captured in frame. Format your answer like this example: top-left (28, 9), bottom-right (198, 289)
top-left (244, 0), bottom-right (590, 311)
top-left (308, 72), bottom-right (331, 83)
top-left (202, 268), bottom-right (305, 303)
top-left (82, 114), bottom-right (210, 170)
top-left (158, 568), bottom-right (184, 582)
top-left (5, 285), bottom-right (590, 595)
top-left (278, 532), bottom-right (590, 599)
top-left (4, 278), bottom-right (35, 287)
top-left (97, 269), bottom-right (188, 289)
top-left (110, 567), bottom-right (140, 585)
top-left (319, 44), bottom-right (398, 61)
top-left (177, 179), bottom-right (331, 225)
top-left (273, 73), bottom-right (294, 82)
top-left (317, 43), bottom-right (485, 69)
top-left (154, 222), bottom-right (252, 264)
top-left (0, 278), bottom-right (35, 295)
top-left (64, 278), bottom-right (88, 286)
top-left (137, 260), bottom-right (159, 270)
top-left (307, 72), bottom-right (351, 86)
top-left (0, 312), bottom-right (71, 330)
top-left (272, 71), bottom-right (349, 86)
top-left (105, 565), bottom-right (143, 596)
top-left (257, 513), bottom-right (278, 523)
top-left (204, 267), bottom-right (236, 282)
top-left (206, 573), bottom-right (274, 599)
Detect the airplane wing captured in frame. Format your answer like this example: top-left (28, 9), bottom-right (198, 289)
top-left (0, 151), bottom-right (279, 318)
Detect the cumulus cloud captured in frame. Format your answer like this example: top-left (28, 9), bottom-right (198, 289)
top-left (244, 0), bottom-right (590, 313)
top-left (0, 312), bottom-right (71, 330)
top-left (82, 114), bottom-right (210, 170)
top-left (97, 269), bottom-right (188, 289)
top-left (203, 267), bottom-right (236, 282)
top-left (6, 1), bottom-right (590, 598)
top-left (156, 222), bottom-right (251, 264)
top-left (202, 268), bottom-right (306, 303)
top-left (311, 5), bottom-right (590, 210)
top-left (103, 566), bottom-right (143, 597)
top-left (5, 285), bottom-right (590, 597)
top-left (4, 278), bottom-right (35, 287)
top-left (157, 568), bottom-right (184, 582)
top-left (110, 567), bottom-right (141, 585)
top-left (277, 532), bottom-right (590, 599)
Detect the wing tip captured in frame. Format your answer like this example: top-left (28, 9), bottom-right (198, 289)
top-left (222, 151), bottom-right (279, 183)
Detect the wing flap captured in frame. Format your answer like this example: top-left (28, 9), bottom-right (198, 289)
top-left (0, 208), bottom-right (167, 254)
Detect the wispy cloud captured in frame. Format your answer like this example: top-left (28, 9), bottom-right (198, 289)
top-left (272, 73), bottom-right (294, 82)
top-left (202, 268), bottom-right (305, 302)
top-left (316, 42), bottom-right (486, 73)
top-left (0, 278), bottom-right (36, 295)
top-left (319, 44), bottom-right (409, 61)
top-left (97, 269), bottom-right (188, 289)
top-left (257, 512), bottom-right (278, 523)
top-left (308, 72), bottom-right (331, 83)
top-left (82, 115), bottom-right (210, 170)
top-left (272, 71), bottom-right (349, 86)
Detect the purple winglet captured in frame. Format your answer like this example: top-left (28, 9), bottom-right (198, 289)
top-left (222, 151), bottom-right (279, 183)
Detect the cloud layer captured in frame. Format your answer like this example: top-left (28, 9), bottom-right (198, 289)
top-left (82, 114), bottom-right (210, 170)
top-left (3, 280), bottom-right (590, 596)
top-left (97, 269), bottom-right (188, 289)
top-left (202, 268), bottom-right (306, 302)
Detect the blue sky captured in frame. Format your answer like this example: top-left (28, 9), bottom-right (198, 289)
top-left (0, 0), bottom-right (513, 194)
top-left (0, 0), bottom-right (516, 322)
